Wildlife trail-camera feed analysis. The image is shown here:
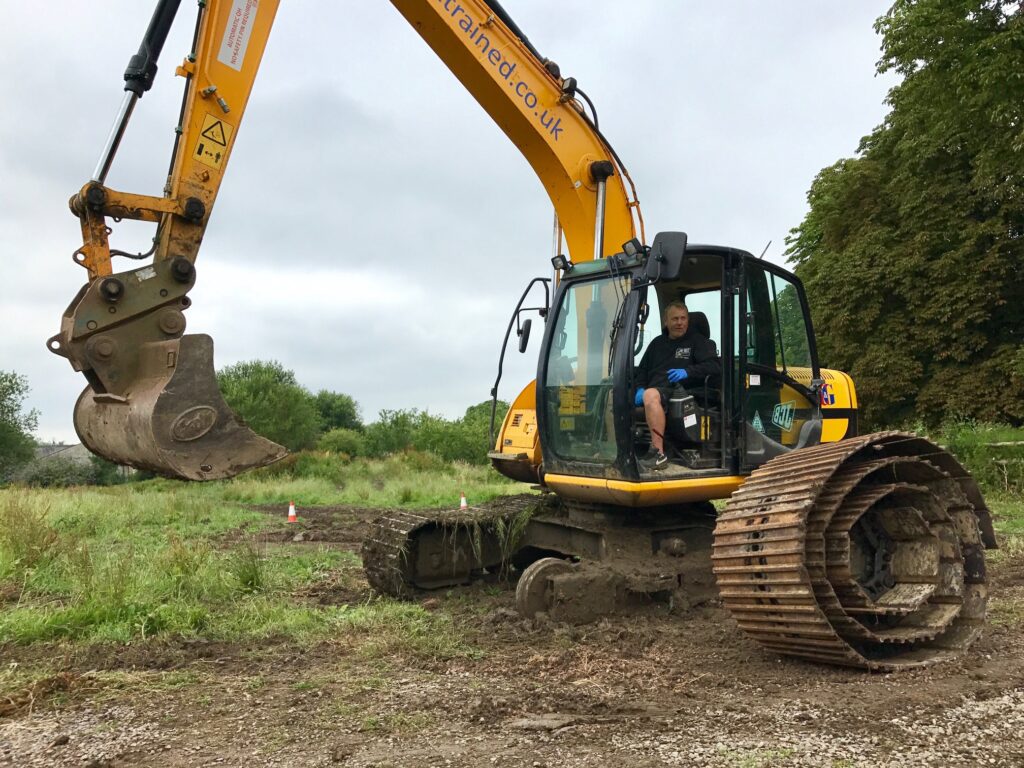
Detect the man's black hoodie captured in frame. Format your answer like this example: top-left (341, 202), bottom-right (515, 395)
top-left (635, 327), bottom-right (720, 391)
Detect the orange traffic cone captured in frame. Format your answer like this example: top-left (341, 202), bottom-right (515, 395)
top-left (459, 492), bottom-right (468, 510)
top-left (287, 501), bottom-right (298, 523)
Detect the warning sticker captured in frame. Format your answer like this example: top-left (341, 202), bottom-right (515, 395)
top-left (752, 411), bottom-right (765, 434)
top-left (201, 120), bottom-right (227, 145)
top-left (193, 113), bottom-right (234, 170)
top-left (557, 386), bottom-right (587, 415)
top-left (218, 0), bottom-right (259, 72)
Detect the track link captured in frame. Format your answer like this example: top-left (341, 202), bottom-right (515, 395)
top-left (712, 432), bottom-right (993, 670)
top-left (361, 509), bottom-right (433, 599)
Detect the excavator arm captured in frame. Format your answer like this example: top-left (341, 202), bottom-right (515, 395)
top-left (391, 0), bottom-right (639, 262)
top-left (50, 0), bottom-right (641, 480)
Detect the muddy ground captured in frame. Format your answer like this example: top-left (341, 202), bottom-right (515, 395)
top-left (2, 499), bottom-right (1023, 768)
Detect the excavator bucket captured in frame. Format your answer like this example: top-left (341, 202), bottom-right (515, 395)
top-left (51, 259), bottom-right (286, 482)
top-left (73, 334), bottom-right (287, 481)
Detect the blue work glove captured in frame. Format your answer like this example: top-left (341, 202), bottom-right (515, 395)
top-left (634, 388), bottom-right (645, 406)
top-left (667, 368), bottom-right (689, 384)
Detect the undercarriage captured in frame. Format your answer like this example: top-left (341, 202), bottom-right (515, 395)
top-left (363, 432), bottom-right (995, 671)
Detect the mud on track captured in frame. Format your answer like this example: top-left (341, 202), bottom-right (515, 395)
top-left (2, 497), bottom-right (1024, 767)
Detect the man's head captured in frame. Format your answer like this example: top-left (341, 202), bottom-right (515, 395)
top-left (663, 301), bottom-right (689, 339)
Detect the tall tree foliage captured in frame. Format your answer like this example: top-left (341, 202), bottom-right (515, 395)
top-left (314, 390), bottom-right (363, 432)
top-left (0, 371), bottom-right (39, 477)
top-left (217, 360), bottom-right (321, 451)
top-left (787, 0), bottom-right (1023, 428)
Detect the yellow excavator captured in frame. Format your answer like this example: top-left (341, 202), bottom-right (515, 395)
top-left (51, 0), bottom-right (996, 670)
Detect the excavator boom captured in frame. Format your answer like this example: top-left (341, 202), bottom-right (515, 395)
top-left (51, 0), bottom-right (641, 480)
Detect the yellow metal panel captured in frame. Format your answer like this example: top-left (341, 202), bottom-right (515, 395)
top-left (160, 0), bottom-right (281, 263)
top-left (769, 366), bottom-right (858, 444)
top-left (493, 380), bottom-right (540, 462)
top-left (544, 473), bottom-right (744, 507)
top-left (820, 367), bottom-right (858, 442)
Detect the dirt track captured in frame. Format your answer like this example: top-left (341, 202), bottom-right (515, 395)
top-left (2, 500), bottom-right (1023, 767)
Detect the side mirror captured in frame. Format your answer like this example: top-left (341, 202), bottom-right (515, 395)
top-left (644, 232), bottom-right (687, 283)
top-left (518, 318), bottom-right (532, 353)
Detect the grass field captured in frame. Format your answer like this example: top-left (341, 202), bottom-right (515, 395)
top-left (2, 443), bottom-right (1023, 766)
top-left (0, 439), bottom-right (1021, 661)
top-left (0, 453), bottom-right (522, 655)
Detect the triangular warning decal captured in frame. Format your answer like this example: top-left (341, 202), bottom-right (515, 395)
top-left (193, 113), bottom-right (234, 170)
top-left (201, 120), bottom-right (227, 146)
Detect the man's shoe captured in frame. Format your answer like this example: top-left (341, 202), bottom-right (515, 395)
top-left (643, 451), bottom-right (669, 470)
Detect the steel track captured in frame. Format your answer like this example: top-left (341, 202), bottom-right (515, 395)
top-left (712, 431), bottom-right (991, 670)
top-left (361, 495), bottom-right (545, 598)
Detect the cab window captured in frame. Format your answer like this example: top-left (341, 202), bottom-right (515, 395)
top-left (743, 262), bottom-right (816, 451)
top-left (544, 276), bottom-right (627, 462)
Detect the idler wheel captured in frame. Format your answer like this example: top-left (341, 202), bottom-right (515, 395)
top-left (515, 557), bottom-right (574, 618)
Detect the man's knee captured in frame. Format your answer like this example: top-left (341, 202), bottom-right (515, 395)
top-left (642, 388), bottom-right (663, 411)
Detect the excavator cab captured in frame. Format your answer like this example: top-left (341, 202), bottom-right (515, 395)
top-left (535, 233), bottom-right (840, 498)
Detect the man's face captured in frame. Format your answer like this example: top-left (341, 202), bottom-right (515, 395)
top-left (666, 307), bottom-right (689, 339)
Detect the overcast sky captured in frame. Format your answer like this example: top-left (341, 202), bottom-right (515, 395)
top-left (1, 1), bottom-right (896, 444)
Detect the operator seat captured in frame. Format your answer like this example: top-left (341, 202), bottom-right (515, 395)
top-left (688, 310), bottom-right (711, 341)
top-left (685, 311), bottom-right (720, 403)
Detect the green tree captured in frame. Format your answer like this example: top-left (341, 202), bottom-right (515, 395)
top-left (787, 0), bottom-right (1024, 428)
top-left (360, 400), bottom-right (510, 463)
top-left (314, 390), bottom-right (363, 432)
top-left (217, 360), bottom-right (321, 451)
top-left (411, 400), bottom-right (510, 464)
top-left (0, 371), bottom-right (39, 478)
top-left (363, 409), bottom-right (420, 457)
top-left (317, 427), bottom-right (365, 456)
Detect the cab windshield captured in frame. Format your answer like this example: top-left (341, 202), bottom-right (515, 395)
top-left (543, 275), bottom-right (628, 462)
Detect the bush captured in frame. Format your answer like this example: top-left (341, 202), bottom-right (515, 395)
top-left (939, 422), bottom-right (1024, 495)
top-left (16, 458), bottom-right (98, 488)
top-left (412, 413), bottom-right (488, 464)
top-left (315, 390), bottom-right (363, 432)
top-left (248, 451), bottom-right (348, 485)
top-left (89, 455), bottom-right (126, 486)
top-left (363, 409), bottom-right (420, 457)
top-left (360, 401), bottom-right (510, 465)
top-left (318, 428), bottom-right (365, 457)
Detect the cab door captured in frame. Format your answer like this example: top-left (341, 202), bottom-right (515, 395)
top-left (738, 259), bottom-right (821, 471)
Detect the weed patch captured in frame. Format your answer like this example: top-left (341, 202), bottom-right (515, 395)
top-left (0, 492), bottom-right (61, 580)
top-left (938, 422), bottom-right (1024, 494)
top-left (333, 600), bottom-right (482, 661)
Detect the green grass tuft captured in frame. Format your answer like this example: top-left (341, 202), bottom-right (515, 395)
top-left (937, 422), bottom-right (1024, 494)
top-left (333, 600), bottom-right (483, 660)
